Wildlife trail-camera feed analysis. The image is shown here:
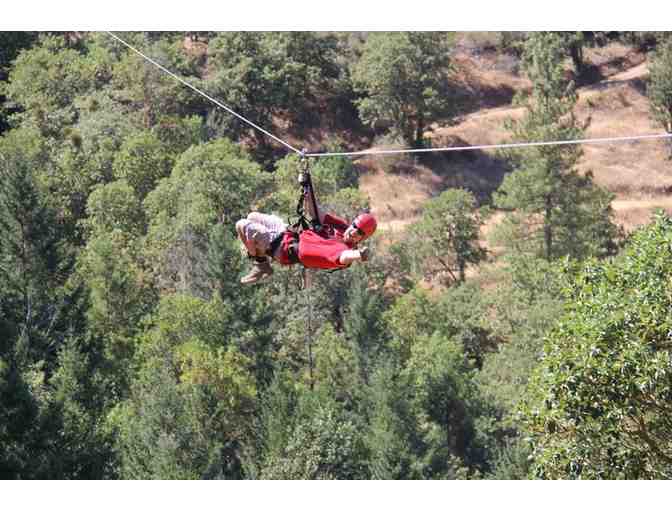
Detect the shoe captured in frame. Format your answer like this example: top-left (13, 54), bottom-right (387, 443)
top-left (241, 258), bottom-right (274, 285)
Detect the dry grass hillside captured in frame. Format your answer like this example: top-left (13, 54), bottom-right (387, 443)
top-left (358, 42), bottom-right (672, 237)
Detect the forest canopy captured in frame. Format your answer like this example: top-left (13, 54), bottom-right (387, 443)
top-left (1, 31), bottom-right (672, 480)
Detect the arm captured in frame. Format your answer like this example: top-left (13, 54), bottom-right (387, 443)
top-left (338, 247), bottom-right (369, 265)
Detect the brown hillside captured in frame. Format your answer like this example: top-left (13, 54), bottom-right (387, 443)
top-left (360, 43), bottom-right (672, 235)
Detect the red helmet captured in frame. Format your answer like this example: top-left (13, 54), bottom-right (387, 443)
top-left (353, 213), bottom-right (377, 240)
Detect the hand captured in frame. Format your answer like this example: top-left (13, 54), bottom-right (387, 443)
top-left (298, 171), bottom-right (310, 185)
top-left (359, 247), bottom-right (369, 262)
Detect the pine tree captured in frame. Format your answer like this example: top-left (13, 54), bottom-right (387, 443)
top-left (648, 38), bottom-right (672, 156)
top-left (364, 360), bottom-right (414, 479)
top-left (0, 129), bottom-right (69, 369)
top-left (493, 32), bottom-right (619, 261)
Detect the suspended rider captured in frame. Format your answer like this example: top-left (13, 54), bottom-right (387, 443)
top-left (235, 167), bottom-right (377, 285)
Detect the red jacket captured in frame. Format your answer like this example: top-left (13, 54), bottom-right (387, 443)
top-left (276, 213), bottom-right (352, 270)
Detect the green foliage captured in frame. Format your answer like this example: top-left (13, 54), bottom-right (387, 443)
top-left (399, 188), bottom-right (488, 284)
top-left (79, 232), bottom-right (153, 344)
top-left (342, 265), bottom-right (388, 366)
top-left (385, 283), bottom-right (495, 369)
top-left (0, 32), bottom-right (38, 134)
top-left (402, 332), bottom-right (482, 478)
top-left (312, 323), bottom-right (364, 408)
top-left (648, 39), bottom-right (672, 139)
top-left (384, 286), bottom-right (437, 364)
top-left (114, 292), bottom-right (255, 479)
top-left (553, 32), bottom-right (586, 74)
top-left (84, 180), bottom-right (145, 240)
top-left (0, 32), bottom-right (38, 73)
top-left (138, 293), bottom-right (234, 354)
top-left (494, 32), bottom-right (620, 261)
top-left (144, 138), bottom-right (269, 294)
top-left (2, 35), bottom-right (113, 136)
top-left (351, 32), bottom-right (455, 148)
top-left (520, 212), bottom-right (672, 478)
top-left (0, 357), bottom-right (40, 477)
top-left (3, 30), bottom-right (665, 481)
top-left (110, 33), bottom-right (205, 128)
top-left (263, 151), bottom-right (359, 216)
top-left (112, 131), bottom-right (173, 199)
top-left (0, 129), bottom-right (71, 368)
top-left (42, 336), bottom-right (116, 478)
top-left (52, 90), bottom-right (139, 232)
top-left (113, 341), bottom-right (256, 479)
top-left (258, 395), bottom-right (368, 480)
top-left (363, 360), bottom-right (415, 479)
top-left (206, 32), bottom-right (344, 158)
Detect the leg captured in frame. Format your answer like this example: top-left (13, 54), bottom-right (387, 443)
top-left (246, 212), bottom-right (287, 235)
top-left (236, 217), bottom-right (275, 257)
top-left (236, 219), bottom-right (259, 257)
top-left (236, 215), bottom-right (276, 285)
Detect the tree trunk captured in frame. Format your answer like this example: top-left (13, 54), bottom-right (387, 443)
top-left (544, 195), bottom-right (553, 260)
top-left (414, 113), bottom-right (425, 149)
top-left (570, 43), bottom-right (583, 75)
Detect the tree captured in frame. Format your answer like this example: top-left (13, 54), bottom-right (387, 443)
top-left (206, 32), bottom-right (343, 160)
top-left (143, 138), bottom-right (270, 294)
top-left (363, 360), bottom-right (415, 479)
top-left (520, 212), bottom-right (672, 479)
top-left (351, 32), bottom-right (455, 148)
top-left (110, 32), bottom-right (205, 129)
top-left (0, 356), bottom-right (41, 478)
top-left (0, 128), bottom-right (71, 370)
top-left (648, 38), bottom-right (672, 156)
top-left (342, 265), bottom-right (388, 369)
top-left (264, 149), bottom-right (360, 216)
top-left (474, 255), bottom-right (567, 479)
top-left (50, 89), bottom-right (140, 237)
top-left (401, 188), bottom-right (487, 285)
top-left (0, 32), bottom-right (38, 134)
top-left (113, 293), bottom-right (256, 479)
top-left (2, 34), bottom-right (112, 137)
top-left (83, 180), bottom-right (146, 240)
top-left (40, 336), bottom-right (117, 479)
top-left (402, 332), bottom-right (484, 478)
top-left (312, 323), bottom-right (364, 410)
top-left (257, 393), bottom-right (368, 480)
top-left (493, 32), bottom-right (620, 261)
top-left (555, 32), bottom-right (585, 76)
top-left (112, 131), bottom-right (173, 200)
top-left (384, 283), bottom-right (495, 369)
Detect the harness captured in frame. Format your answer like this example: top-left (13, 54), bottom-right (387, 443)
top-left (292, 155), bottom-right (322, 234)
top-left (269, 155), bottom-right (349, 275)
top-left (265, 155), bottom-right (320, 265)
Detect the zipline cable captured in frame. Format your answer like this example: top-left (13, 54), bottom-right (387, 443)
top-left (105, 31), bottom-right (302, 155)
top-left (106, 32), bottom-right (672, 160)
top-left (304, 132), bottom-right (672, 158)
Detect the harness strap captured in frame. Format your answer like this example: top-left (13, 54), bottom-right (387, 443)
top-left (267, 232), bottom-right (284, 257)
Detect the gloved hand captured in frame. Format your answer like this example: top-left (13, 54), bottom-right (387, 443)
top-left (359, 247), bottom-right (370, 262)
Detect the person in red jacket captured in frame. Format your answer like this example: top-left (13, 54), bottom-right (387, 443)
top-left (236, 175), bottom-right (377, 285)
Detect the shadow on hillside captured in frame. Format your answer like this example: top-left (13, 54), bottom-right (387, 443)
top-left (419, 149), bottom-right (511, 205)
top-left (287, 98), bottom-right (374, 153)
top-left (586, 75), bottom-right (648, 96)
top-left (575, 64), bottom-right (606, 87)
top-left (366, 137), bottom-right (512, 206)
top-left (454, 83), bottom-right (518, 116)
